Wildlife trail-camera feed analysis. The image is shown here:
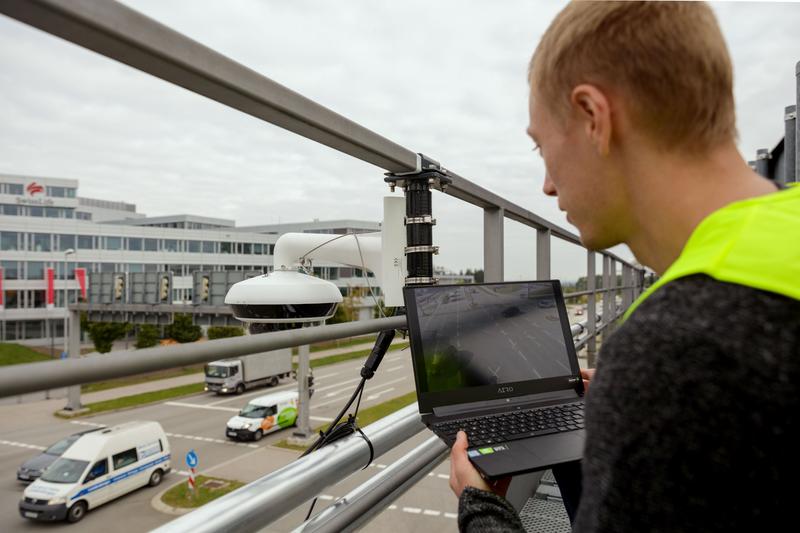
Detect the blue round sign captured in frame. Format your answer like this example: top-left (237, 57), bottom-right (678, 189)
top-left (186, 449), bottom-right (198, 468)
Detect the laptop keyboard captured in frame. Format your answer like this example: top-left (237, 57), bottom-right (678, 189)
top-left (432, 402), bottom-right (584, 448)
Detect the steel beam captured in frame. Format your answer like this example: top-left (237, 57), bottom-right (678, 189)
top-left (785, 105), bottom-right (796, 184)
top-left (64, 309), bottom-right (82, 411)
top-left (483, 207), bottom-right (504, 282)
top-left (0, 315), bottom-right (407, 398)
top-left (296, 436), bottom-right (448, 533)
top-left (153, 404), bottom-right (425, 533)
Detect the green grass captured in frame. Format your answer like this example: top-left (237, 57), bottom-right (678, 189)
top-left (161, 475), bottom-right (245, 508)
top-left (0, 343), bottom-right (55, 366)
top-left (58, 383), bottom-right (204, 418)
top-left (292, 342), bottom-right (410, 370)
top-left (81, 366), bottom-right (203, 393)
top-left (274, 390), bottom-right (418, 452)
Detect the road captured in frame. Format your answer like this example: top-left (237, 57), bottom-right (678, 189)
top-left (0, 348), bottom-right (460, 532)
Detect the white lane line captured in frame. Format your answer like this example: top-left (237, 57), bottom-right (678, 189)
top-left (309, 416), bottom-right (333, 422)
top-left (444, 512), bottom-right (457, 519)
top-left (385, 365), bottom-right (404, 372)
top-left (206, 371), bottom-right (341, 406)
top-left (165, 401), bottom-right (238, 412)
top-left (316, 376), bottom-right (363, 394)
top-left (0, 439), bottom-right (46, 451)
top-left (366, 387), bottom-right (395, 401)
top-left (437, 474), bottom-right (449, 480)
top-left (402, 507), bottom-right (422, 514)
top-left (423, 509), bottom-right (441, 517)
top-left (318, 494), bottom-right (334, 501)
top-left (70, 420), bottom-right (104, 428)
top-left (388, 505), bottom-right (397, 510)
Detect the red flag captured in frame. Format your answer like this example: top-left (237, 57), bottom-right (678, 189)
top-left (75, 268), bottom-right (87, 301)
top-left (46, 267), bottom-right (55, 308)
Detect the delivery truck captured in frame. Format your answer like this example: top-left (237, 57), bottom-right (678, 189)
top-left (204, 348), bottom-right (292, 395)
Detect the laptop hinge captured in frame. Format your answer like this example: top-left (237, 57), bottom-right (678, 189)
top-left (432, 389), bottom-right (579, 419)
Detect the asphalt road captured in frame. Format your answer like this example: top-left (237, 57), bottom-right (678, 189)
top-left (0, 348), bottom-right (460, 532)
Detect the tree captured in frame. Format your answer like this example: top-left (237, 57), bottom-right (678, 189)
top-left (207, 326), bottom-right (245, 340)
top-left (82, 321), bottom-right (132, 354)
top-left (164, 313), bottom-right (202, 343)
top-left (135, 324), bottom-right (160, 349)
top-left (327, 297), bottom-right (356, 324)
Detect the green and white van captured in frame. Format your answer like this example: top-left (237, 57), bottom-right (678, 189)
top-left (19, 421), bottom-right (170, 524)
top-left (226, 390), bottom-right (299, 441)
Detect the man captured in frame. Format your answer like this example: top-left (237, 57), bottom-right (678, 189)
top-left (449, 2), bottom-right (800, 531)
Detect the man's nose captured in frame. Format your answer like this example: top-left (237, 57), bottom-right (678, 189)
top-left (542, 173), bottom-right (558, 197)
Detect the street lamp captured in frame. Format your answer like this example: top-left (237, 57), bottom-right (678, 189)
top-left (63, 248), bottom-right (75, 358)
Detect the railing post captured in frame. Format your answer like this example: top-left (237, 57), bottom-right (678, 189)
top-left (536, 228), bottom-right (551, 280)
top-left (586, 251), bottom-right (597, 368)
top-left (602, 255), bottom-right (612, 338)
top-left (784, 105), bottom-right (796, 184)
top-left (64, 309), bottom-right (82, 411)
top-left (622, 264), bottom-right (632, 310)
top-left (292, 343), bottom-right (312, 441)
top-left (484, 207), bottom-right (504, 282)
top-left (755, 148), bottom-right (771, 178)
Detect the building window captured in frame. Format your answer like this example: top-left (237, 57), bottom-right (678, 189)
top-left (32, 290), bottom-right (46, 308)
top-left (220, 242), bottom-right (232, 254)
top-left (128, 264), bottom-right (144, 273)
top-left (1, 204), bottom-right (20, 215)
top-left (4, 290), bottom-right (19, 308)
top-left (44, 207), bottom-right (60, 218)
top-left (144, 264), bottom-right (160, 272)
top-left (29, 206), bottom-right (43, 217)
top-left (77, 235), bottom-right (94, 250)
top-left (202, 241), bottom-right (215, 253)
top-left (253, 243), bottom-right (263, 254)
top-left (29, 233), bottom-right (52, 252)
top-left (23, 320), bottom-right (43, 339)
top-left (100, 263), bottom-right (115, 273)
top-left (241, 243), bottom-right (252, 254)
top-left (168, 264), bottom-right (183, 276)
top-left (144, 238), bottom-right (158, 251)
top-left (106, 236), bottom-right (123, 250)
top-left (188, 240), bottom-right (201, 253)
top-left (128, 238), bottom-right (142, 251)
top-left (76, 212), bottom-right (92, 221)
top-left (6, 183), bottom-right (23, 195)
top-left (58, 234), bottom-right (76, 252)
top-left (1, 260), bottom-right (19, 279)
top-left (163, 239), bottom-right (178, 252)
top-left (1, 231), bottom-right (19, 251)
top-left (26, 262), bottom-right (45, 279)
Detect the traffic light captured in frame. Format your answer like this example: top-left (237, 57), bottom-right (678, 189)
top-left (200, 275), bottom-right (210, 303)
top-left (159, 275), bottom-right (171, 303)
top-left (113, 274), bottom-right (125, 301)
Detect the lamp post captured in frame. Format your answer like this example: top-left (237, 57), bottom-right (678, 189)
top-left (62, 248), bottom-right (75, 358)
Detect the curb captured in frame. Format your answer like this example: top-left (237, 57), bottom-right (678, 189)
top-left (150, 474), bottom-right (194, 516)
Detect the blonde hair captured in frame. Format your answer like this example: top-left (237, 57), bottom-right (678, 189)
top-left (530, 1), bottom-right (736, 152)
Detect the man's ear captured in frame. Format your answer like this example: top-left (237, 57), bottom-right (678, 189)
top-left (570, 84), bottom-right (612, 157)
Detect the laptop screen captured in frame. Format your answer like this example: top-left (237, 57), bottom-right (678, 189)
top-left (404, 280), bottom-right (581, 410)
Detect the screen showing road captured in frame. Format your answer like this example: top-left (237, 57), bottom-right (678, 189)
top-left (413, 283), bottom-right (572, 393)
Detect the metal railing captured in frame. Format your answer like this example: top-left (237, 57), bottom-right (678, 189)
top-left (0, 0), bottom-right (648, 530)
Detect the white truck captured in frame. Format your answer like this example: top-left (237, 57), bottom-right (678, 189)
top-left (204, 349), bottom-right (292, 395)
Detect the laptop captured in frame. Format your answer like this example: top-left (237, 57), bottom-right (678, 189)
top-left (403, 280), bottom-right (585, 479)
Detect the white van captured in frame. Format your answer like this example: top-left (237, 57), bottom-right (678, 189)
top-left (226, 390), bottom-right (299, 441)
top-left (19, 421), bottom-right (170, 524)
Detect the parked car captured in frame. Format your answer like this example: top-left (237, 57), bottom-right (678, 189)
top-left (17, 428), bottom-right (104, 483)
top-left (225, 390), bottom-right (299, 441)
top-left (19, 421), bottom-right (170, 524)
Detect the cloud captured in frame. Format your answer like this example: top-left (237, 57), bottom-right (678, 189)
top-left (1, 0), bottom-right (797, 282)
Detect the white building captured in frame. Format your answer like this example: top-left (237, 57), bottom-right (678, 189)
top-left (0, 174), bottom-right (380, 344)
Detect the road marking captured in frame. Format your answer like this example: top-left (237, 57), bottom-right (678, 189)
top-left (165, 401), bottom-right (238, 412)
top-left (309, 416), bottom-right (333, 422)
top-left (423, 509), bottom-right (441, 516)
top-left (444, 512), bottom-right (457, 519)
top-left (402, 507), bottom-right (422, 514)
top-left (366, 387), bottom-right (395, 401)
top-left (388, 505), bottom-right (397, 510)
top-left (206, 371), bottom-right (341, 406)
top-left (385, 365), bottom-right (404, 372)
top-left (0, 439), bottom-right (46, 451)
top-left (69, 421), bottom-right (258, 449)
top-left (437, 474), bottom-right (449, 480)
top-left (318, 494), bottom-right (334, 501)
top-left (70, 420), bottom-right (104, 428)
top-left (316, 376), bottom-right (363, 395)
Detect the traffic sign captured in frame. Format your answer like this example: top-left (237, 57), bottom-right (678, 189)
top-left (186, 449), bottom-right (198, 468)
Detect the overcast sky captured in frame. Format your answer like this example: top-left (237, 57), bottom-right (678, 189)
top-left (1, 1), bottom-right (798, 282)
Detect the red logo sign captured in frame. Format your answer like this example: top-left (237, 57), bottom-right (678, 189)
top-left (26, 182), bottom-right (44, 196)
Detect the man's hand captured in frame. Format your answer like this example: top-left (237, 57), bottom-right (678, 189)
top-left (449, 431), bottom-right (511, 498)
top-left (581, 368), bottom-right (596, 392)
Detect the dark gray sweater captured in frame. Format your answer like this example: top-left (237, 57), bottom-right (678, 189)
top-left (458, 274), bottom-right (800, 532)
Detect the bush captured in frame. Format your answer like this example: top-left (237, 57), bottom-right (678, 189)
top-left (164, 314), bottom-right (201, 343)
top-left (207, 326), bottom-right (245, 340)
top-left (135, 324), bottom-right (161, 349)
top-left (83, 322), bottom-right (132, 354)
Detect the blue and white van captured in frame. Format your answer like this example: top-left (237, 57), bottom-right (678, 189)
top-left (19, 421), bottom-right (170, 523)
